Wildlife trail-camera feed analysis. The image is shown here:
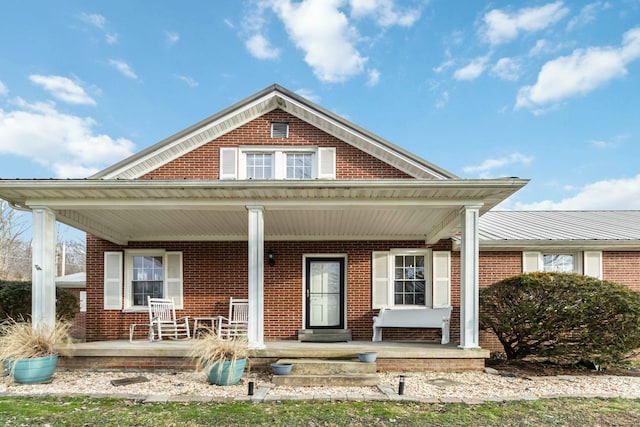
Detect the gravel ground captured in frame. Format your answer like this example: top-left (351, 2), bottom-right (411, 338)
top-left (3, 369), bottom-right (640, 401)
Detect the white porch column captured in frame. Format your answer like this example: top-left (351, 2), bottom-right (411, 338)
top-left (246, 206), bottom-right (265, 349)
top-left (459, 205), bottom-right (480, 349)
top-left (31, 207), bottom-right (57, 330)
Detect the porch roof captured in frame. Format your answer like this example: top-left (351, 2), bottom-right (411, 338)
top-left (0, 178), bottom-right (527, 245)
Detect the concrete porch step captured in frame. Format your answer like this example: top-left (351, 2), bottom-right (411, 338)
top-left (272, 373), bottom-right (379, 386)
top-left (276, 358), bottom-right (376, 375)
top-left (298, 329), bottom-right (352, 342)
top-left (270, 357), bottom-right (378, 386)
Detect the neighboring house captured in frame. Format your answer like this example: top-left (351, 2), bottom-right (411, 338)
top-left (1, 85), bottom-right (638, 352)
top-left (55, 272), bottom-right (86, 340)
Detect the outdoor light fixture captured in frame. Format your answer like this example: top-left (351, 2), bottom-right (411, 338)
top-left (268, 250), bottom-right (275, 266)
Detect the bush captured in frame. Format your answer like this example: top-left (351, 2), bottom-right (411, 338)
top-left (0, 280), bottom-right (78, 321)
top-left (480, 272), bottom-right (640, 366)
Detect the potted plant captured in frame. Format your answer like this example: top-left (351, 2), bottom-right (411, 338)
top-left (0, 318), bottom-right (74, 384)
top-left (188, 332), bottom-right (248, 386)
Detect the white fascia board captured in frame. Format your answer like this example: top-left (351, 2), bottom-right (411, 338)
top-left (452, 239), bottom-right (640, 251)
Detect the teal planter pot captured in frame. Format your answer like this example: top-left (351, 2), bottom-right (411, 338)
top-left (5, 355), bottom-right (59, 384)
top-left (206, 358), bottom-right (247, 385)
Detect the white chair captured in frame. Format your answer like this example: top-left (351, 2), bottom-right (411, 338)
top-left (148, 297), bottom-right (190, 340)
top-left (217, 297), bottom-right (249, 338)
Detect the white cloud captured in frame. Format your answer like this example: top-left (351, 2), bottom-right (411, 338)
top-left (516, 27), bottom-right (640, 110)
top-left (567, 1), bottom-right (611, 31)
top-left (271, 0), bottom-right (367, 83)
top-left (0, 99), bottom-right (135, 178)
top-left (224, 19), bottom-right (235, 29)
top-left (491, 57), bottom-right (522, 81)
top-left (433, 58), bottom-right (454, 74)
top-left (514, 174), bottom-right (640, 210)
top-left (294, 88), bottom-right (320, 103)
top-left (589, 139), bottom-right (616, 149)
top-left (349, 0), bottom-right (421, 27)
top-left (0, 81), bottom-right (8, 97)
top-left (463, 153), bottom-right (533, 178)
top-left (176, 75), bottom-right (199, 87)
top-left (453, 55), bottom-right (489, 81)
top-left (245, 34), bottom-right (281, 59)
top-left (79, 12), bottom-right (106, 29)
top-left (482, 2), bottom-right (569, 46)
top-left (108, 59), bottom-right (139, 79)
top-left (366, 68), bottom-right (380, 86)
top-left (435, 91), bottom-right (449, 109)
top-left (165, 31), bottom-right (180, 46)
top-left (105, 33), bottom-right (119, 45)
top-left (29, 75), bottom-right (96, 106)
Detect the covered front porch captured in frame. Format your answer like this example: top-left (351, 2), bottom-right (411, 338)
top-left (0, 178), bottom-right (528, 361)
top-left (58, 339), bottom-right (489, 372)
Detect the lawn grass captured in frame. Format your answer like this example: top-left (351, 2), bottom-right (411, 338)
top-left (1, 396), bottom-right (640, 426)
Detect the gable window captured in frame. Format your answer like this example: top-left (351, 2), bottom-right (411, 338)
top-left (271, 122), bottom-right (289, 138)
top-left (394, 254), bottom-right (425, 305)
top-left (221, 146), bottom-right (336, 180)
top-left (286, 153), bottom-right (313, 179)
top-left (246, 153), bottom-right (274, 179)
top-left (372, 250), bottom-right (451, 309)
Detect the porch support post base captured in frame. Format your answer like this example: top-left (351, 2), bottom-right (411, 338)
top-left (31, 207), bottom-right (57, 330)
top-left (247, 206), bottom-right (265, 349)
top-left (459, 205), bottom-right (480, 349)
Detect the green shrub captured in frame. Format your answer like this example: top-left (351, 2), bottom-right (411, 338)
top-left (0, 280), bottom-right (78, 321)
top-left (480, 272), bottom-right (640, 366)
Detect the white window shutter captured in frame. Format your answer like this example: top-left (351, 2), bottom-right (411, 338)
top-left (317, 147), bottom-right (336, 179)
top-left (583, 251), bottom-right (603, 279)
top-left (165, 252), bottom-right (183, 309)
top-left (219, 147), bottom-right (238, 180)
top-left (372, 251), bottom-right (390, 309)
top-left (104, 252), bottom-right (123, 310)
top-left (522, 251), bottom-right (541, 273)
top-left (432, 251), bottom-right (451, 308)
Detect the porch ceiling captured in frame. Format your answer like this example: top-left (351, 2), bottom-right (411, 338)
top-left (0, 178), bottom-right (528, 245)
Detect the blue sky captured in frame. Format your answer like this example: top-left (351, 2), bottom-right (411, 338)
top-left (1, 0), bottom-right (640, 212)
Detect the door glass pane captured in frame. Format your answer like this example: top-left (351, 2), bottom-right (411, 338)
top-left (308, 260), bottom-right (341, 328)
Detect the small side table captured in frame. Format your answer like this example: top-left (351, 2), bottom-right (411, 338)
top-left (192, 317), bottom-right (217, 337)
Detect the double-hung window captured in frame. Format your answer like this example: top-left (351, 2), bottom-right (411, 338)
top-left (219, 146), bottom-right (336, 180)
top-left (103, 250), bottom-right (184, 310)
top-left (523, 251), bottom-right (603, 278)
top-left (542, 254), bottom-right (575, 273)
top-left (394, 254), bottom-right (426, 305)
top-left (246, 153), bottom-right (273, 179)
top-left (372, 250), bottom-right (451, 309)
top-left (286, 153), bottom-right (313, 179)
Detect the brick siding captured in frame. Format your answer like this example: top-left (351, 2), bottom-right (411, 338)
top-left (141, 110), bottom-right (412, 180)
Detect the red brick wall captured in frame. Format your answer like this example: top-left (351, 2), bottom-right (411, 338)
top-left (603, 251), bottom-right (640, 291)
top-left (141, 110), bottom-right (412, 180)
top-left (86, 235), bottom-right (428, 341)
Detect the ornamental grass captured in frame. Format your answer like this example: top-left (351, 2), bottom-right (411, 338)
top-left (0, 318), bottom-right (74, 362)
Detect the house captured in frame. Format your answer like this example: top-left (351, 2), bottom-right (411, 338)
top-left (3, 85), bottom-right (638, 368)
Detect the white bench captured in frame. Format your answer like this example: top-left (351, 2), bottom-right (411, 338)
top-left (372, 307), bottom-right (452, 344)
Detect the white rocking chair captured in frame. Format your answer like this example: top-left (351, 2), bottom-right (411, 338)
top-left (148, 297), bottom-right (190, 340)
top-left (217, 297), bottom-right (249, 339)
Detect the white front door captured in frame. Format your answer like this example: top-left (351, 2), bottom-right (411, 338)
top-left (305, 258), bottom-right (344, 329)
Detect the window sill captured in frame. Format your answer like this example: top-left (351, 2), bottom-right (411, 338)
top-left (122, 307), bottom-right (148, 313)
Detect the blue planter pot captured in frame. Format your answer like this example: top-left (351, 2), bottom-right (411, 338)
top-left (5, 355), bottom-right (59, 384)
top-left (271, 363), bottom-right (293, 375)
top-left (206, 358), bottom-right (247, 385)
top-left (358, 352), bottom-right (377, 363)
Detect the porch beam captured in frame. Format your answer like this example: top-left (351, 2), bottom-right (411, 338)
top-left (459, 205), bottom-right (480, 349)
top-left (31, 207), bottom-right (57, 330)
top-left (247, 206), bottom-right (265, 349)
